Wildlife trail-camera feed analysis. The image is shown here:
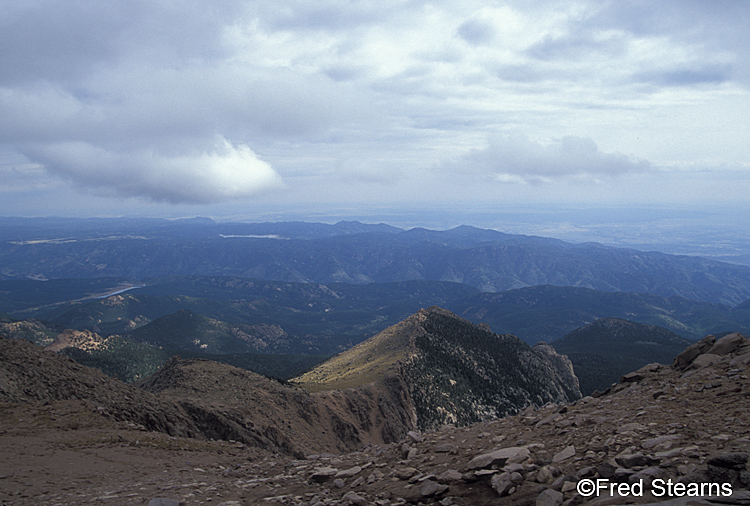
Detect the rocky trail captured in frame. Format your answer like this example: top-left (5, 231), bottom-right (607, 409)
top-left (2, 333), bottom-right (750, 505)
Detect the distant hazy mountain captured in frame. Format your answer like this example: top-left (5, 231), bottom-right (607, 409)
top-left (552, 317), bottom-right (692, 395)
top-left (3, 218), bottom-right (750, 305)
top-left (0, 216), bottom-right (401, 242)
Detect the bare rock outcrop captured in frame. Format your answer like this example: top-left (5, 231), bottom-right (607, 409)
top-left (673, 332), bottom-right (750, 370)
top-left (533, 342), bottom-right (580, 399)
top-left (673, 334), bottom-right (717, 370)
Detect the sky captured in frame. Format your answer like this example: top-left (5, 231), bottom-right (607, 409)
top-left (1, 0), bottom-right (750, 230)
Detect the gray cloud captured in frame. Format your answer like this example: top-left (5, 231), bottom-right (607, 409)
top-left (585, 1), bottom-right (748, 83)
top-left (457, 18), bottom-right (496, 46)
top-left (456, 134), bottom-right (652, 183)
top-left (527, 32), bottom-right (628, 62)
top-left (0, 0), bottom-right (377, 203)
top-left (633, 66), bottom-right (730, 87)
top-left (256, 0), bottom-right (396, 32)
top-left (0, 1), bottom-right (238, 86)
top-left (0, 0), bottom-right (747, 212)
top-left (588, 0), bottom-right (747, 41)
top-left (494, 64), bottom-right (544, 84)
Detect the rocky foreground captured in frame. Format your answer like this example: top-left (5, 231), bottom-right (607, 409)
top-left (1, 332), bottom-right (750, 506)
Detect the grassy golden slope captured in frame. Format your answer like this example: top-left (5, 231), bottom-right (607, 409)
top-left (291, 311), bottom-right (425, 391)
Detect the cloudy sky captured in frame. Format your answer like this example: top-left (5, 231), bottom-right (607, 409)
top-left (1, 0), bottom-right (749, 225)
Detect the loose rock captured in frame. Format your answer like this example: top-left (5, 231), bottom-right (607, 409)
top-left (536, 488), bottom-right (564, 506)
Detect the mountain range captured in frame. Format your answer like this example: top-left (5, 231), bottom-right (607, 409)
top-left (5, 276), bottom-right (750, 346)
top-left (4, 272), bottom-right (750, 392)
top-left (4, 218), bottom-right (750, 305)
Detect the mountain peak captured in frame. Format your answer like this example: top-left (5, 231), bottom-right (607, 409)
top-left (294, 307), bottom-right (581, 430)
top-left (292, 306), bottom-right (483, 391)
top-left (415, 304), bottom-right (457, 319)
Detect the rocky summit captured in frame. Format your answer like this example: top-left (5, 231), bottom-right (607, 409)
top-left (1, 322), bottom-right (750, 505)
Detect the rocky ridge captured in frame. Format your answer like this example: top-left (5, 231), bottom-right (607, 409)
top-left (1, 306), bottom-right (581, 457)
top-left (0, 336), bottom-right (413, 456)
top-left (138, 356), bottom-right (414, 456)
top-left (193, 331), bottom-right (750, 506)
top-left (2, 332), bottom-right (750, 505)
top-left (0, 336), bottom-right (202, 438)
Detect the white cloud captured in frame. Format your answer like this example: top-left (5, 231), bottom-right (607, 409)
top-left (24, 138), bottom-right (283, 204)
